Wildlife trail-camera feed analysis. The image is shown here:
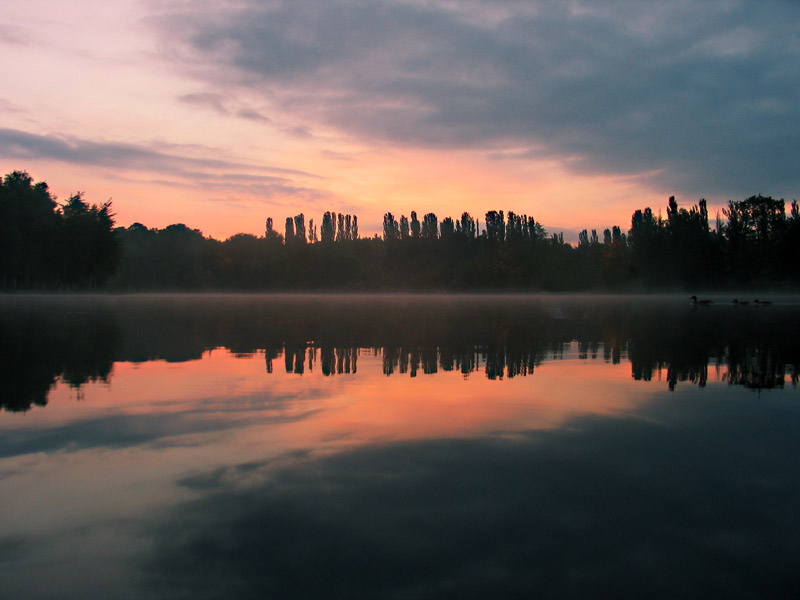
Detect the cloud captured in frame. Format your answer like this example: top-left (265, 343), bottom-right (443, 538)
top-left (179, 92), bottom-right (228, 114)
top-left (0, 98), bottom-right (23, 114)
top-left (235, 108), bottom-right (271, 123)
top-left (178, 92), bottom-right (273, 122)
top-left (0, 127), bottom-right (328, 201)
top-left (0, 127), bottom-right (250, 173)
top-left (151, 0), bottom-right (800, 197)
top-left (0, 535), bottom-right (30, 564)
top-left (0, 25), bottom-right (30, 45)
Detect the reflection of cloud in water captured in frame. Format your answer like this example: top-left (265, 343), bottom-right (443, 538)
top-left (0, 390), bottom-right (324, 459)
top-left (146, 398), bottom-right (800, 599)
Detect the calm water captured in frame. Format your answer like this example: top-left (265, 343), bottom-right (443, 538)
top-left (1, 293), bottom-right (799, 599)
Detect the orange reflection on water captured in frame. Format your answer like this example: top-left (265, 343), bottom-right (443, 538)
top-left (0, 345), bottom-right (668, 561)
top-left (29, 347), bottom-right (653, 457)
top-left (305, 356), bottom-right (642, 445)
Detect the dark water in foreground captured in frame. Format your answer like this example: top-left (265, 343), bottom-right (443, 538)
top-left (1, 294), bottom-right (799, 599)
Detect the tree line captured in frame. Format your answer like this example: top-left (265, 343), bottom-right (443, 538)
top-left (113, 197), bottom-right (800, 290)
top-left (3, 169), bottom-right (800, 290)
top-left (0, 171), bottom-right (119, 289)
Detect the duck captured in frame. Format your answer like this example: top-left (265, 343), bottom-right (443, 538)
top-left (732, 299), bottom-right (748, 305)
top-left (690, 295), bottom-right (712, 305)
top-left (753, 299), bottom-right (772, 305)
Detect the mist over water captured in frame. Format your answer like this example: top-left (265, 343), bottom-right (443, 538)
top-left (1, 294), bottom-right (798, 599)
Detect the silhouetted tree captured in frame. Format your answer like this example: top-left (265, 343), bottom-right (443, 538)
top-left (399, 215), bottom-right (410, 239)
top-left (308, 218), bottom-right (318, 243)
top-left (0, 170), bottom-right (60, 288)
top-left (265, 217), bottom-right (278, 240)
top-left (440, 217), bottom-right (455, 240)
top-left (58, 192), bottom-right (120, 287)
top-left (723, 195), bottom-right (786, 282)
top-left (459, 212), bottom-right (476, 240)
top-left (629, 207), bottom-right (665, 285)
top-left (383, 213), bottom-right (400, 241)
top-left (485, 210), bottom-right (505, 243)
top-left (421, 213), bottom-right (438, 240)
top-left (293, 214), bottom-right (307, 244)
top-left (336, 213), bottom-right (345, 242)
top-left (321, 212), bottom-right (336, 243)
top-left (410, 211), bottom-right (420, 239)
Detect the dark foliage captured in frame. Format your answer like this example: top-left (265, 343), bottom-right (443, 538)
top-left (110, 195), bottom-right (800, 291)
top-left (3, 295), bottom-right (799, 412)
top-left (0, 171), bottom-right (120, 289)
top-left (5, 170), bottom-right (800, 290)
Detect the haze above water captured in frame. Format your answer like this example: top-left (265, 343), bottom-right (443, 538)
top-left (1, 294), bottom-right (799, 599)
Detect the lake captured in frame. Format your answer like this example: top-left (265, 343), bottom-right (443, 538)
top-left (1, 293), bottom-right (799, 599)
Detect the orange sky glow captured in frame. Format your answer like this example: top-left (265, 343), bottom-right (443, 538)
top-left (3, 0), bottom-right (797, 241)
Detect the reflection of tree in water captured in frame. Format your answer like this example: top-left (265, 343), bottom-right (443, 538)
top-left (2, 296), bottom-right (799, 412)
top-left (578, 340), bottom-right (602, 361)
top-left (262, 338), bottom-right (616, 381)
top-left (627, 303), bottom-right (800, 391)
top-left (252, 298), bottom-right (800, 390)
top-left (271, 345), bottom-right (358, 376)
top-left (262, 343), bottom-right (549, 379)
top-left (381, 343), bottom-right (542, 379)
top-left (0, 302), bottom-right (118, 412)
top-left (726, 343), bottom-right (797, 390)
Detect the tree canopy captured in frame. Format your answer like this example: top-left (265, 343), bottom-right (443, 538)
top-left (3, 170), bottom-right (799, 291)
top-left (0, 171), bottom-right (120, 289)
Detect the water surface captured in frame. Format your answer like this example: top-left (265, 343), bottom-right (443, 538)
top-left (1, 294), bottom-right (799, 599)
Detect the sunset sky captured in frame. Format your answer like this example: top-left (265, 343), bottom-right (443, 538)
top-left (3, 0), bottom-right (799, 240)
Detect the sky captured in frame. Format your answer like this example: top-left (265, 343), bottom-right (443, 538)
top-left (2, 0), bottom-right (799, 240)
